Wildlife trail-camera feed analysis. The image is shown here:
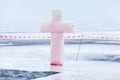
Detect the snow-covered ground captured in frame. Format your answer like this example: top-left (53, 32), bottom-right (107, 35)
top-left (0, 37), bottom-right (120, 80)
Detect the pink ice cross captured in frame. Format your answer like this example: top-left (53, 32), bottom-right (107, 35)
top-left (41, 9), bottom-right (75, 66)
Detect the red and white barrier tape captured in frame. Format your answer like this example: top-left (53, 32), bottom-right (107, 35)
top-left (0, 35), bottom-right (120, 40)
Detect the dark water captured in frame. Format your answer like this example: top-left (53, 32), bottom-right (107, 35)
top-left (0, 39), bottom-right (120, 47)
top-left (0, 69), bottom-right (59, 80)
top-left (84, 54), bottom-right (120, 63)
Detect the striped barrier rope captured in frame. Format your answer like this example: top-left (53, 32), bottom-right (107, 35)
top-left (0, 35), bottom-right (120, 40)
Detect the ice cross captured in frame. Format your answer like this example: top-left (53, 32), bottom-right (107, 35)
top-left (41, 9), bottom-right (74, 66)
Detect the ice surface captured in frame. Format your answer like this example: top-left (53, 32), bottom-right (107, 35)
top-left (0, 39), bottom-right (120, 80)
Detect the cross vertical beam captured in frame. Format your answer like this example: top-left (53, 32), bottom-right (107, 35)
top-left (41, 9), bottom-right (75, 66)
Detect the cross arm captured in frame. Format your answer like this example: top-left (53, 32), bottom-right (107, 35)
top-left (40, 22), bottom-right (75, 33)
top-left (40, 22), bottom-right (52, 32)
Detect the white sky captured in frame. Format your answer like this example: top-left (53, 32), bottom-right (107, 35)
top-left (0, 0), bottom-right (120, 32)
